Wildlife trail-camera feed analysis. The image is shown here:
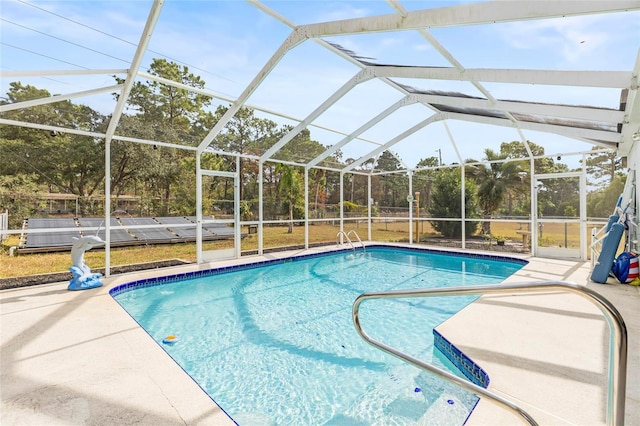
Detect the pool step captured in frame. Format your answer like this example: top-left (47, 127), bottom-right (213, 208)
top-left (417, 392), bottom-right (479, 425)
top-left (329, 365), bottom-right (476, 425)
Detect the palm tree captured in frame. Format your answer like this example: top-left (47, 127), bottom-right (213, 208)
top-left (467, 148), bottom-right (525, 235)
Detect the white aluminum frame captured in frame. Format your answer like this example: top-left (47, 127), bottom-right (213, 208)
top-left (0, 0), bottom-right (638, 271)
top-left (533, 171), bottom-right (588, 260)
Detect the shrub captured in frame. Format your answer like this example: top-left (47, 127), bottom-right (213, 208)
top-left (428, 168), bottom-right (480, 238)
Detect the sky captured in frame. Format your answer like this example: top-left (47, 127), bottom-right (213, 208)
top-left (1, 0), bottom-right (639, 170)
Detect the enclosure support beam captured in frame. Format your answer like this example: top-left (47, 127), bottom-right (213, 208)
top-left (415, 94), bottom-right (625, 123)
top-left (371, 66), bottom-right (632, 89)
top-left (343, 114), bottom-right (442, 172)
top-left (618, 50), bottom-right (640, 156)
top-left (443, 112), bottom-right (621, 145)
top-left (581, 155), bottom-right (588, 260)
top-left (0, 84), bottom-right (124, 113)
top-left (340, 172), bottom-right (345, 241)
top-left (461, 165), bottom-right (466, 250)
top-left (197, 29), bottom-right (305, 155)
top-left (443, 121), bottom-right (462, 164)
top-left (368, 175), bottom-right (372, 242)
top-left (196, 154), bottom-right (203, 264)
top-left (0, 118), bottom-right (199, 152)
top-left (307, 96), bottom-right (417, 168)
top-left (261, 69), bottom-right (375, 161)
top-left (258, 160), bottom-right (264, 256)
top-left (408, 171), bottom-right (413, 244)
top-left (0, 69), bottom-right (128, 78)
top-left (249, 0), bottom-right (429, 141)
top-left (141, 72), bottom-right (384, 150)
top-left (235, 157), bottom-right (241, 259)
top-left (299, 1), bottom-right (638, 37)
top-left (517, 130), bottom-right (535, 255)
top-left (102, 0), bottom-right (164, 276)
top-left (531, 160), bottom-right (538, 257)
top-left (439, 120), bottom-right (466, 248)
top-left (304, 168), bottom-right (309, 250)
top-left (105, 135), bottom-right (111, 276)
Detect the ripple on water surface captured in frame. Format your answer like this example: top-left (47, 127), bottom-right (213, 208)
top-left (114, 247), bottom-right (523, 425)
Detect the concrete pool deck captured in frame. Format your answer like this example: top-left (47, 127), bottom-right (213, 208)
top-left (1, 245), bottom-right (638, 425)
top-left (438, 254), bottom-right (640, 425)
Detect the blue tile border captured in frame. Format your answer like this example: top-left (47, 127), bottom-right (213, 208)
top-left (433, 329), bottom-right (489, 388)
top-left (365, 244), bottom-right (529, 266)
top-left (109, 244), bottom-right (528, 297)
top-left (109, 247), bottom-right (358, 296)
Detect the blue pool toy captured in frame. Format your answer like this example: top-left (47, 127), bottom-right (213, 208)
top-left (591, 195), bottom-right (630, 284)
top-left (591, 223), bottom-right (625, 283)
top-left (163, 335), bottom-right (179, 344)
top-left (611, 251), bottom-right (639, 283)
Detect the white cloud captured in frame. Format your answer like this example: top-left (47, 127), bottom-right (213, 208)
top-left (380, 37), bottom-right (402, 49)
top-left (496, 12), bottom-right (638, 68)
top-left (413, 43), bottom-right (433, 52)
top-left (314, 4), bottom-right (372, 22)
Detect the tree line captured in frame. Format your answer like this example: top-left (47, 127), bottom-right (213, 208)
top-left (0, 59), bottom-right (625, 234)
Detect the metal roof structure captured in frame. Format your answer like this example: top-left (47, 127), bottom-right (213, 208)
top-left (1, 0), bottom-right (639, 173)
top-left (2, 6), bottom-right (639, 422)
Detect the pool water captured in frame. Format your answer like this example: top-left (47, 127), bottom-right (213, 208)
top-left (113, 247), bottom-right (524, 425)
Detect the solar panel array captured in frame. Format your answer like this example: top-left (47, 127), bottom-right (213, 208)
top-left (204, 223), bottom-right (235, 237)
top-left (20, 216), bottom-right (236, 251)
top-left (77, 218), bottom-right (134, 243)
top-left (185, 217), bottom-right (235, 237)
top-left (119, 217), bottom-right (176, 242)
top-left (23, 218), bottom-right (80, 248)
top-left (155, 216), bottom-right (198, 239)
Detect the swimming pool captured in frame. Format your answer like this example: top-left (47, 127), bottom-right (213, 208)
top-left (111, 246), bottom-right (526, 425)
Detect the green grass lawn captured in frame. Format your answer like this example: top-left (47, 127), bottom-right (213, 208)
top-left (1, 222), bottom-right (409, 278)
top-left (0, 220), bottom-right (582, 278)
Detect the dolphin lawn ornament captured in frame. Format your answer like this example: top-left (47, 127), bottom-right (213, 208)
top-left (68, 235), bottom-right (104, 291)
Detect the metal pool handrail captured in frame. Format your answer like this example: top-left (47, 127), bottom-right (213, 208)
top-left (346, 229), bottom-right (365, 252)
top-left (352, 281), bottom-right (628, 426)
top-left (336, 231), bottom-right (354, 251)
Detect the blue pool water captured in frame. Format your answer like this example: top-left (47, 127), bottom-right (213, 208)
top-left (112, 246), bottom-right (525, 425)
